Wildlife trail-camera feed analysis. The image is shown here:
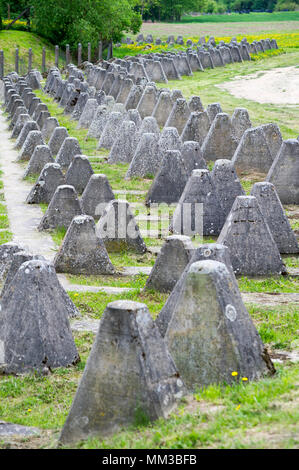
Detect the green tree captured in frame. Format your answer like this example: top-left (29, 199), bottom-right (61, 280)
top-left (31, 0), bottom-right (142, 51)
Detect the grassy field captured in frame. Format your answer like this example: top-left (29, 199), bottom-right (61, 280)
top-left (181, 12), bottom-right (299, 23)
top-left (0, 30), bottom-right (57, 76)
top-left (139, 16), bottom-right (299, 38)
top-left (0, 24), bottom-right (299, 449)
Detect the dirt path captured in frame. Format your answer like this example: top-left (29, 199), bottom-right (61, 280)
top-left (0, 111), bottom-right (56, 261)
top-left (217, 66), bottom-right (299, 105)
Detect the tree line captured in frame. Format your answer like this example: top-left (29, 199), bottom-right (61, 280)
top-left (0, 0), bottom-right (298, 53)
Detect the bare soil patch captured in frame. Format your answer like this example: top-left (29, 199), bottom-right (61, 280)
top-left (218, 66), bottom-right (299, 105)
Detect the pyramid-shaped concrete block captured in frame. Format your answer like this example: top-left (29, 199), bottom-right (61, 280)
top-left (164, 260), bottom-right (275, 391)
top-left (231, 107), bottom-right (252, 141)
top-left (81, 174), bottom-right (115, 219)
top-left (54, 215), bottom-right (115, 274)
top-left (48, 127), bottom-right (69, 156)
top-left (108, 120), bottom-right (137, 164)
top-left (23, 145), bottom-right (54, 178)
top-left (232, 126), bottom-right (274, 173)
top-left (59, 300), bottom-right (185, 445)
top-left (98, 112), bottom-right (124, 150)
top-left (56, 137), bottom-right (82, 169)
top-left (156, 243), bottom-right (235, 337)
top-left (188, 95), bottom-right (204, 113)
top-left (251, 182), bottom-right (299, 254)
top-left (125, 109), bottom-right (142, 129)
top-left (38, 185), bottom-right (83, 231)
top-left (145, 235), bottom-right (194, 293)
top-left (77, 98), bottom-right (98, 129)
top-left (145, 150), bottom-right (188, 205)
top-left (152, 91), bottom-right (173, 127)
top-left (172, 169), bottom-right (225, 237)
top-left (211, 159), bottom-right (245, 218)
top-left (87, 105), bottom-right (108, 139)
top-left (15, 120), bottom-right (39, 149)
top-left (41, 117), bottom-right (59, 142)
top-left (0, 242), bottom-right (24, 281)
top-left (126, 133), bottom-right (161, 179)
top-left (1, 250), bottom-right (44, 298)
top-left (181, 140), bottom-right (207, 176)
top-left (201, 113), bottom-right (238, 162)
top-left (11, 113), bottom-right (30, 139)
top-left (218, 196), bottom-right (287, 276)
top-left (181, 111), bottom-right (210, 146)
top-left (137, 85), bottom-right (158, 119)
top-left (97, 200), bottom-right (147, 253)
top-left (26, 163), bottom-right (65, 204)
top-left (260, 123), bottom-right (283, 160)
top-left (206, 103), bottom-right (222, 122)
top-left (266, 139), bottom-right (299, 204)
top-left (158, 127), bottom-right (182, 157)
top-left (65, 155), bottom-right (94, 195)
top-left (165, 98), bottom-right (190, 135)
top-left (125, 84), bottom-right (144, 111)
top-left (17, 130), bottom-right (45, 162)
top-left (137, 116), bottom-right (160, 139)
top-left (0, 260), bottom-right (80, 374)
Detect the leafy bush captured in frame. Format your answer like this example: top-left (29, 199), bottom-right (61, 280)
top-left (275, 0), bottom-right (298, 10)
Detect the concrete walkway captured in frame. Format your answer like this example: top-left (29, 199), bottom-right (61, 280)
top-left (0, 110), bottom-right (56, 261)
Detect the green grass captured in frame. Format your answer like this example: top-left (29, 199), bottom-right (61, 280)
top-left (0, 230), bottom-right (13, 244)
top-left (181, 12), bottom-right (299, 24)
top-left (69, 289), bottom-right (168, 320)
top-left (0, 214), bottom-right (9, 229)
top-left (238, 275), bottom-right (299, 293)
top-left (67, 273), bottom-right (148, 289)
top-left (0, 30), bottom-right (56, 76)
top-left (248, 304), bottom-right (299, 350)
top-left (69, 363), bottom-right (299, 449)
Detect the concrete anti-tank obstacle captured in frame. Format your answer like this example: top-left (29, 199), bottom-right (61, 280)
top-left (145, 235), bottom-right (194, 293)
top-left (218, 195), bottom-right (287, 276)
top-left (38, 185), bottom-right (83, 231)
top-left (0, 259), bottom-right (80, 375)
top-left (59, 300), bottom-right (185, 445)
top-left (164, 260), bottom-right (275, 391)
top-left (65, 155), bottom-right (94, 195)
top-left (26, 163), bottom-right (65, 204)
top-left (156, 243), bottom-right (235, 337)
top-left (251, 182), bottom-right (299, 254)
top-left (54, 215), bottom-right (115, 275)
top-left (97, 200), bottom-right (147, 254)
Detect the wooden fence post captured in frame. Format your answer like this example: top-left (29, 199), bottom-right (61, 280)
top-left (28, 48), bottom-right (32, 72)
top-left (55, 45), bottom-right (59, 68)
top-left (78, 43), bottom-right (82, 66)
top-left (15, 48), bottom-right (19, 74)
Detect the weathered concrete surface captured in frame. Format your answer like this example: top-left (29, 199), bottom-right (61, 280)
top-left (26, 163), bottom-right (65, 205)
top-left (97, 200), bottom-right (147, 254)
top-left (251, 182), bottom-right (299, 254)
top-left (38, 185), bottom-right (83, 231)
top-left (266, 139), bottom-right (299, 204)
top-left (157, 243), bottom-right (235, 337)
top-left (0, 260), bottom-right (80, 374)
top-left (145, 235), bottom-right (194, 293)
top-left (211, 159), bottom-right (245, 218)
top-left (164, 260), bottom-right (275, 391)
top-left (218, 196), bottom-right (287, 276)
top-left (232, 126), bottom-right (274, 173)
top-left (171, 169), bottom-right (225, 237)
top-left (54, 215), bottom-right (115, 275)
top-left (59, 300), bottom-right (185, 445)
